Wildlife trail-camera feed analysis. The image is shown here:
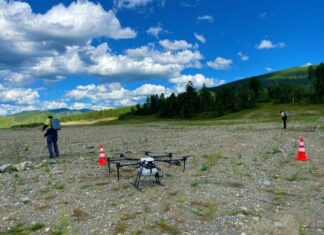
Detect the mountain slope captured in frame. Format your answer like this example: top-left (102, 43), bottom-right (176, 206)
top-left (211, 66), bottom-right (311, 91)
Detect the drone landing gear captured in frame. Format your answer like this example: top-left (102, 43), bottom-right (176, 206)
top-left (154, 172), bottom-right (164, 186)
top-left (131, 172), bottom-right (164, 190)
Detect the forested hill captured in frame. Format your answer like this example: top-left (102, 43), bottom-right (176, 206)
top-left (211, 66), bottom-right (311, 91)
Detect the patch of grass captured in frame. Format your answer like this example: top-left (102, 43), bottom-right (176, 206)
top-left (131, 229), bottom-right (144, 235)
top-left (202, 151), bottom-right (223, 166)
top-left (271, 148), bottom-right (280, 154)
top-left (49, 207), bottom-right (69, 235)
top-left (309, 165), bottom-right (322, 178)
top-left (190, 201), bottom-right (218, 220)
top-left (200, 164), bottom-right (209, 172)
top-left (285, 172), bottom-right (305, 181)
top-left (43, 194), bottom-right (56, 200)
top-left (53, 183), bottom-right (65, 190)
top-left (154, 219), bottom-right (181, 235)
top-left (191, 182), bottom-right (199, 188)
top-left (113, 221), bottom-right (127, 235)
top-left (192, 207), bottom-right (203, 216)
top-left (72, 208), bottom-right (89, 221)
top-left (299, 226), bottom-right (307, 235)
top-left (121, 212), bottom-right (137, 221)
top-left (34, 204), bottom-right (51, 210)
top-left (169, 191), bottom-right (179, 196)
top-left (1, 223), bottom-right (45, 235)
top-left (270, 187), bottom-right (287, 206)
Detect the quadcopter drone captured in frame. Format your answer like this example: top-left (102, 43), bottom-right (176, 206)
top-left (105, 151), bottom-right (189, 190)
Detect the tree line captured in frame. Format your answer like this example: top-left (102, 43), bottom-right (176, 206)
top-left (124, 63), bottom-right (324, 119)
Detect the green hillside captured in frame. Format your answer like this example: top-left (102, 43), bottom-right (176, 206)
top-left (212, 66), bottom-right (311, 91)
top-left (0, 107), bottom-right (132, 128)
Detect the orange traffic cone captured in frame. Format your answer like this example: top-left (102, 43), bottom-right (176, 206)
top-left (98, 144), bottom-right (108, 165)
top-left (295, 137), bottom-right (309, 161)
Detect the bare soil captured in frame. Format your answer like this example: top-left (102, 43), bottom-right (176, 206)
top-left (0, 121), bottom-right (323, 235)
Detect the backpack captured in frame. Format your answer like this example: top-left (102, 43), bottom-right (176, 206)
top-left (50, 118), bottom-right (61, 130)
top-left (285, 111), bottom-right (289, 117)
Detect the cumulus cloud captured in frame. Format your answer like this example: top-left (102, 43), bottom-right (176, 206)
top-left (169, 73), bottom-right (225, 93)
top-left (0, 87), bottom-right (39, 105)
top-left (196, 15), bottom-right (214, 23)
top-left (41, 101), bottom-right (68, 110)
top-left (66, 82), bottom-right (171, 107)
top-left (0, 0), bottom-right (136, 72)
top-left (207, 57), bottom-right (232, 70)
top-left (113, 0), bottom-right (166, 10)
top-left (257, 39), bottom-right (285, 49)
top-left (146, 25), bottom-right (165, 38)
top-left (302, 62), bottom-right (312, 67)
top-left (194, 33), bottom-right (206, 44)
top-left (159, 39), bottom-right (194, 51)
top-left (238, 51), bottom-right (249, 61)
top-left (114, 0), bottom-right (153, 9)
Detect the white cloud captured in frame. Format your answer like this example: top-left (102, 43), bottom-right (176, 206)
top-left (194, 33), bottom-right (206, 44)
top-left (159, 39), bottom-right (193, 51)
top-left (257, 40), bottom-right (285, 49)
top-left (146, 25), bottom-right (164, 38)
top-left (196, 15), bottom-right (214, 23)
top-left (71, 102), bottom-right (87, 110)
top-left (42, 101), bottom-right (67, 110)
top-left (301, 62), bottom-right (312, 67)
top-left (114, 0), bottom-right (154, 9)
top-left (0, 87), bottom-right (39, 105)
top-left (238, 52), bottom-right (249, 61)
top-left (66, 82), bottom-right (170, 107)
top-left (169, 73), bottom-right (225, 93)
top-left (134, 84), bottom-right (170, 96)
top-left (0, 0), bottom-right (136, 72)
top-left (265, 67), bottom-right (273, 72)
top-left (207, 57), bottom-right (232, 70)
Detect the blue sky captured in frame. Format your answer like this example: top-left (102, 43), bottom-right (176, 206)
top-left (0, 0), bottom-right (323, 115)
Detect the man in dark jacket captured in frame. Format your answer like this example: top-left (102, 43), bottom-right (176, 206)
top-left (43, 116), bottom-right (59, 158)
top-left (280, 111), bottom-right (288, 129)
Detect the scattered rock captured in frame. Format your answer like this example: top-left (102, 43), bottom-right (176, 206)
top-left (252, 216), bottom-right (260, 222)
top-left (257, 178), bottom-right (273, 186)
top-left (273, 221), bottom-right (283, 228)
top-left (0, 164), bottom-right (17, 173)
top-left (240, 206), bottom-right (248, 212)
top-left (21, 197), bottom-right (30, 204)
top-left (14, 161), bottom-right (32, 171)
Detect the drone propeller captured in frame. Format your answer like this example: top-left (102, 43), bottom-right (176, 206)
top-left (144, 151), bottom-right (173, 159)
top-left (155, 156), bottom-right (190, 172)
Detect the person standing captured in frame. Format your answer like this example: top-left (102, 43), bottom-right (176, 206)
top-left (280, 111), bottom-right (288, 129)
top-left (43, 115), bottom-right (59, 158)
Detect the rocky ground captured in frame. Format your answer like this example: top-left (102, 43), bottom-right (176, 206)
top-left (0, 120), bottom-right (323, 235)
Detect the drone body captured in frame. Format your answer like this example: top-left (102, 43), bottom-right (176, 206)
top-left (138, 157), bottom-right (159, 176)
top-left (106, 152), bottom-right (189, 190)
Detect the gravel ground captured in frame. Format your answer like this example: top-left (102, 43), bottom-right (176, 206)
top-left (0, 121), bottom-right (323, 235)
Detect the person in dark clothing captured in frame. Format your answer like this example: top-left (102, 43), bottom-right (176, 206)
top-left (43, 116), bottom-right (59, 158)
top-left (280, 111), bottom-right (288, 129)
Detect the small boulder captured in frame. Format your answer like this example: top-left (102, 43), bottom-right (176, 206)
top-left (0, 164), bottom-right (17, 173)
top-left (14, 161), bottom-right (32, 171)
top-left (257, 178), bottom-right (273, 186)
